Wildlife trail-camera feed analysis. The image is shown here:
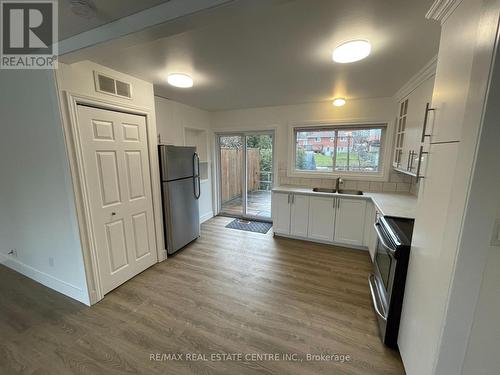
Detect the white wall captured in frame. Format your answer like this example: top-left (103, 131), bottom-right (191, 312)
top-left (210, 98), bottom-right (404, 200)
top-left (155, 96), bottom-right (214, 222)
top-left (0, 69), bottom-right (89, 304)
top-left (211, 97), bottom-right (394, 173)
top-left (56, 60), bottom-right (166, 302)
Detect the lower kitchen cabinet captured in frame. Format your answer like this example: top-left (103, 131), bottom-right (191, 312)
top-left (334, 198), bottom-right (367, 247)
top-left (290, 194), bottom-right (309, 237)
top-left (271, 192), bottom-right (309, 236)
top-left (308, 196), bottom-right (335, 242)
top-left (272, 192), bottom-right (369, 248)
top-left (271, 192), bottom-right (291, 234)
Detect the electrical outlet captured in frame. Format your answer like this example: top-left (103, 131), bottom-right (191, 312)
top-left (49, 257), bottom-right (54, 267)
top-left (7, 249), bottom-right (17, 257)
top-left (491, 219), bottom-right (500, 246)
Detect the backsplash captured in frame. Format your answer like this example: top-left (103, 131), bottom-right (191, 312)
top-left (277, 166), bottom-right (418, 195)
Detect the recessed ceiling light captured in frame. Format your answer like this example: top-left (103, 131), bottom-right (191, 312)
top-left (332, 98), bottom-right (346, 107)
top-left (332, 40), bottom-right (371, 63)
top-left (167, 73), bottom-right (193, 88)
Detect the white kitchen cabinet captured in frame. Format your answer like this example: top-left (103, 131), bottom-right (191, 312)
top-left (394, 75), bottom-right (435, 174)
top-left (406, 76), bottom-right (435, 174)
top-left (271, 192), bottom-right (291, 234)
top-left (334, 198), bottom-right (367, 247)
top-left (272, 192), bottom-right (309, 236)
top-left (399, 142), bottom-right (460, 375)
top-left (308, 196), bottom-right (335, 242)
top-left (428, 3), bottom-right (478, 144)
top-left (272, 192), bottom-right (370, 248)
top-left (398, 0), bottom-right (493, 373)
top-left (290, 194), bottom-right (309, 237)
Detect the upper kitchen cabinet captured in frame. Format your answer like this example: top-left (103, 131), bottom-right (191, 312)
top-left (393, 74), bottom-right (435, 175)
top-left (428, 0), bottom-right (480, 143)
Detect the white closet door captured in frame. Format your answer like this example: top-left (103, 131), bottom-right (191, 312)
top-left (77, 105), bottom-right (157, 295)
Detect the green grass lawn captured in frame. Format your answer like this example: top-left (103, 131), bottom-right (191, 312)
top-left (314, 152), bottom-right (378, 168)
top-left (314, 152), bottom-right (361, 167)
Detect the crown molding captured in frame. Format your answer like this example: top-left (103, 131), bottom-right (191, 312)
top-left (394, 56), bottom-right (438, 102)
top-left (426, 0), bottom-right (462, 24)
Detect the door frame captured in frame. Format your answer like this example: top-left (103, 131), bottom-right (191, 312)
top-left (214, 129), bottom-right (276, 222)
top-left (59, 91), bottom-right (164, 305)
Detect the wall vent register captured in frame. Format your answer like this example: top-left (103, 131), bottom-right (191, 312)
top-left (94, 71), bottom-right (132, 99)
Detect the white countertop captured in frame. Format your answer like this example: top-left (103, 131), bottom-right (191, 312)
top-left (272, 185), bottom-right (418, 219)
top-left (365, 192), bottom-right (418, 219)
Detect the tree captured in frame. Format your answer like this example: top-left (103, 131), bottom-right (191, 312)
top-left (351, 133), bottom-right (376, 171)
top-left (296, 149), bottom-right (316, 170)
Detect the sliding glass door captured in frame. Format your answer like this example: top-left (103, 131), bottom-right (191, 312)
top-left (218, 131), bottom-right (274, 221)
top-left (219, 135), bottom-right (244, 217)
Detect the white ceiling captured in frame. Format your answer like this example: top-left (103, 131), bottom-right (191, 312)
top-left (87, 0), bottom-right (441, 111)
top-left (59, 0), bottom-right (172, 40)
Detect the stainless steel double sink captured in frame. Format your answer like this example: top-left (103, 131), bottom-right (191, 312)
top-left (312, 187), bottom-right (364, 195)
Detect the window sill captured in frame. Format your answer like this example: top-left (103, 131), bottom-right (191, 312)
top-left (287, 170), bottom-right (387, 181)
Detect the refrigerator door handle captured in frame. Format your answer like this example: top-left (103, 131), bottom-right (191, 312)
top-left (193, 152), bottom-right (201, 199)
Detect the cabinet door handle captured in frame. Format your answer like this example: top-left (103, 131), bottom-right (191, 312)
top-left (287, 194), bottom-right (290, 204)
top-left (416, 145), bottom-right (429, 180)
top-left (406, 151), bottom-right (412, 171)
top-left (408, 150), bottom-right (415, 171)
top-left (421, 102), bottom-right (436, 142)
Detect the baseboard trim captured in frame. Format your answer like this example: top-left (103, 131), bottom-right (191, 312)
top-left (273, 232), bottom-right (369, 251)
top-left (0, 253), bottom-right (90, 305)
top-left (200, 211), bottom-right (214, 224)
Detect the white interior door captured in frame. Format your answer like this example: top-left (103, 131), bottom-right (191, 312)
top-left (77, 105), bottom-right (157, 295)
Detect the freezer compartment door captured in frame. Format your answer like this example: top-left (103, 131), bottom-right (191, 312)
top-left (163, 179), bottom-right (200, 254)
top-left (159, 145), bottom-right (196, 181)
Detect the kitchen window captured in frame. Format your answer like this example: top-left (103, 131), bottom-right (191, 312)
top-left (294, 125), bottom-right (385, 174)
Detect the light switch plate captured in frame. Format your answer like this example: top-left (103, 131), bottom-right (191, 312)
top-left (491, 218), bottom-right (500, 246)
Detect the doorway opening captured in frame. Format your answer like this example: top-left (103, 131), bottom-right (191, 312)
top-left (217, 131), bottom-right (274, 221)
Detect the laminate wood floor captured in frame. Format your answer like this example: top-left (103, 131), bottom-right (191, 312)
top-left (0, 216), bottom-right (405, 375)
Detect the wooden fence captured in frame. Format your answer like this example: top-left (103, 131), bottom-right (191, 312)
top-left (220, 148), bottom-right (260, 202)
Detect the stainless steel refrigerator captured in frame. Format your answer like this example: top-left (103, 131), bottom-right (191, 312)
top-left (159, 145), bottom-right (200, 255)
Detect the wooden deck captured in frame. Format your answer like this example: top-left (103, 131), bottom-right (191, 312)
top-left (221, 190), bottom-right (271, 218)
top-left (0, 216), bottom-right (405, 375)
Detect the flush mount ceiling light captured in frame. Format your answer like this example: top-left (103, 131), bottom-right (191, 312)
top-left (167, 73), bottom-right (193, 88)
top-left (332, 98), bottom-right (346, 107)
top-left (332, 40), bottom-right (371, 63)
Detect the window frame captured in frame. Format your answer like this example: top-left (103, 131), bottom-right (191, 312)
top-left (288, 121), bottom-right (390, 181)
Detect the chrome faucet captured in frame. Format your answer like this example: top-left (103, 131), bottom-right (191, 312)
top-left (335, 177), bottom-right (343, 192)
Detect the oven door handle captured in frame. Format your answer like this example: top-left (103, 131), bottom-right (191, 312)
top-left (373, 222), bottom-right (397, 256)
top-left (369, 274), bottom-right (387, 321)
